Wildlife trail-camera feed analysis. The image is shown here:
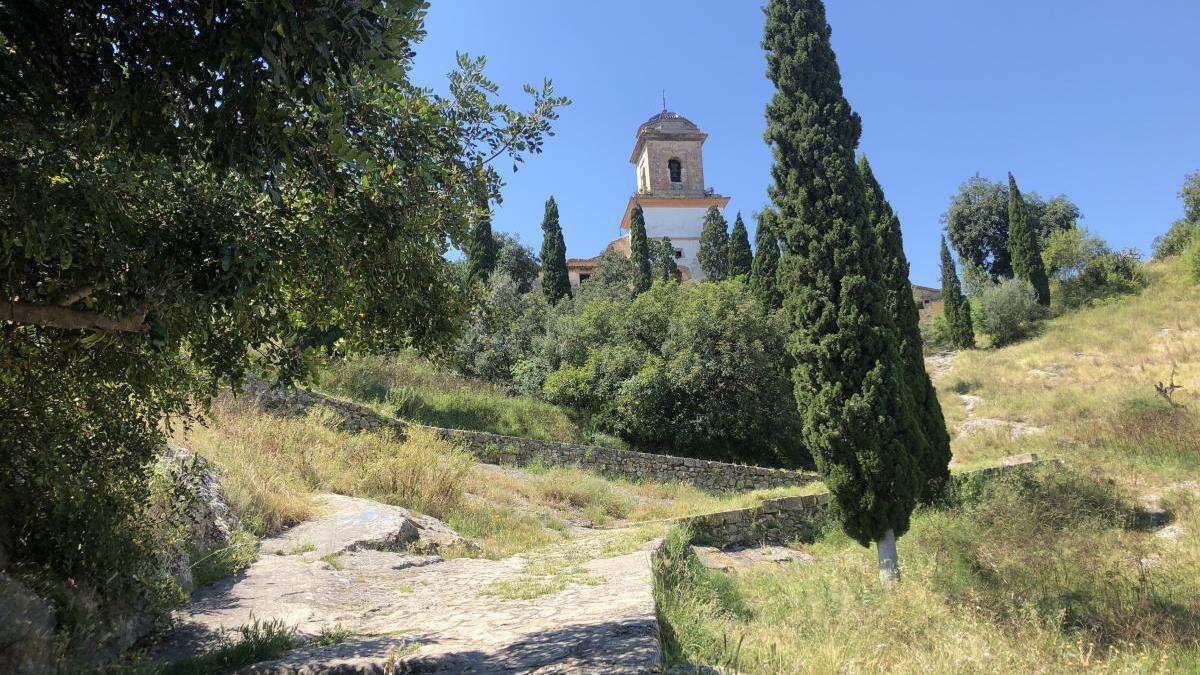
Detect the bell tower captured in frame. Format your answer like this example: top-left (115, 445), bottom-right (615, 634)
top-left (566, 108), bottom-right (731, 286)
top-left (631, 110), bottom-right (708, 196)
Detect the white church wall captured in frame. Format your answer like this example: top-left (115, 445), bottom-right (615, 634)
top-left (643, 206), bottom-right (713, 239)
top-left (642, 206), bottom-right (721, 281)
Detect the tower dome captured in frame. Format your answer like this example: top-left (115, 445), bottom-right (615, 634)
top-left (636, 110), bottom-right (701, 137)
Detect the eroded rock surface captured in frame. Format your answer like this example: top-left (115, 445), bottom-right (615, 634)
top-left (151, 494), bottom-right (659, 673)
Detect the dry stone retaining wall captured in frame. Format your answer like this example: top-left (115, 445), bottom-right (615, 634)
top-left (240, 377), bottom-right (819, 493)
top-left (678, 455), bottom-right (1056, 548)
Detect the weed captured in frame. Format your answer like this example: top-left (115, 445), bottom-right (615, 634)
top-left (319, 553), bottom-right (346, 571)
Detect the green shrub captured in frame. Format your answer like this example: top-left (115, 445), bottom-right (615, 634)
top-left (540, 280), bottom-right (806, 466)
top-left (919, 314), bottom-right (954, 353)
top-left (1152, 219), bottom-right (1197, 260)
top-left (978, 279), bottom-right (1047, 346)
top-left (1187, 234), bottom-right (1200, 283)
top-left (1055, 249), bottom-right (1147, 309)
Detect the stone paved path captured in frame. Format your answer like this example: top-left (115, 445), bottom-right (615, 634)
top-left (153, 494), bottom-right (660, 673)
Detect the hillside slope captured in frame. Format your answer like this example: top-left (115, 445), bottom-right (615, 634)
top-left (938, 259), bottom-right (1200, 485)
top-left (656, 259), bottom-right (1200, 673)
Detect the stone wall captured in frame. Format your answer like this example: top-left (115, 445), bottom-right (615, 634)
top-left (677, 455), bottom-right (1055, 548)
top-left (239, 378), bottom-right (819, 493)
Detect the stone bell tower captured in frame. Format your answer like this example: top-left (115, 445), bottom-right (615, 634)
top-left (620, 109), bottom-right (729, 280)
top-left (566, 108), bottom-right (730, 285)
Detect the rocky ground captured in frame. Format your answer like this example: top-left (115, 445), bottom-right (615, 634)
top-left (148, 494), bottom-right (662, 673)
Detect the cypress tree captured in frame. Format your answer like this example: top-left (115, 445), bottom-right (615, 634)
top-left (629, 204), bottom-right (653, 293)
top-left (539, 196), bottom-right (572, 303)
top-left (727, 212), bottom-right (754, 277)
top-left (658, 237), bottom-right (680, 281)
top-left (466, 185), bottom-right (496, 286)
top-left (860, 156), bottom-right (951, 503)
top-left (940, 236), bottom-right (975, 348)
top-left (697, 205), bottom-right (729, 281)
top-left (750, 210), bottom-right (782, 310)
top-left (764, 0), bottom-right (921, 582)
top-left (1007, 172), bottom-right (1051, 305)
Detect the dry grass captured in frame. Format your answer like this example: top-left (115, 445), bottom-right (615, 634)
top-left (657, 470), bottom-right (1200, 674)
top-left (181, 398), bottom-right (815, 559)
top-left (938, 259), bottom-right (1200, 485)
top-left (656, 260), bottom-right (1200, 673)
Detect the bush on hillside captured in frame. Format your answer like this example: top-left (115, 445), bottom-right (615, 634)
top-left (1152, 220), bottom-right (1198, 260)
top-left (1042, 227), bottom-right (1146, 309)
top-left (978, 279), bottom-right (1047, 346)
top-left (456, 273), bottom-right (551, 385)
top-left (538, 279), bottom-right (807, 466)
top-left (919, 315), bottom-right (956, 354)
top-left (1187, 235), bottom-right (1200, 283)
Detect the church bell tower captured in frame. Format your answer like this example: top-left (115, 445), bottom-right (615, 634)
top-left (621, 109), bottom-right (729, 280)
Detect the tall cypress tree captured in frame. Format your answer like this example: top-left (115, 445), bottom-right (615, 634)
top-left (727, 212), bottom-right (753, 277)
top-left (629, 204), bottom-right (653, 293)
top-left (1007, 172), bottom-right (1051, 305)
top-left (697, 205), bottom-right (729, 281)
top-left (860, 156), bottom-right (951, 503)
top-left (764, 0), bottom-right (921, 582)
top-left (750, 210), bottom-right (783, 310)
top-left (658, 237), bottom-right (680, 281)
top-left (539, 196), bottom-right (572, 303)
top-left (940, 236), bottom-right (975, 348)
top-left (466, 184), bottom-right (496, 286)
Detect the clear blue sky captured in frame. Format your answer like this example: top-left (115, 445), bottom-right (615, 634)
top-left (410, 1), bottom-right (1200, 286)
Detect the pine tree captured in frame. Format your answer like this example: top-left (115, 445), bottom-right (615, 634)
top-left (466, 185), bottom-right (496, 286)
top-left (860, 156), bottom-right (951, 503)
top-left (940, 237), bottom-right (975, 349)
top-left (539, 196), bottom-right (572, 303)
top-left (697, 205), bottom-right (729, 281)
top-left (750, 210), bottom-right (782, 310)
top-left (727, 212), bottom-right (753, 277)
top-left (764, 0), bottom-right (921, 582)
top-left (629, 204), bottom-right (653, 293)
top-left (1007, 172), bottom-right (1051, 305)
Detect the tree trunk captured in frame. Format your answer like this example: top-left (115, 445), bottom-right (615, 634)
top-left (876, 528), bottom-right (900, 584)
top-left (1, 301), bottom-right (148, 333)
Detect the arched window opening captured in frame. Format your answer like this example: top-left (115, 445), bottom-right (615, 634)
top-left (667, 158), bottom-right (682, 183)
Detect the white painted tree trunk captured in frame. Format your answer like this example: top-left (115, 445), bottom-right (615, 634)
top-left (876, 528), bottom-right (900, 584)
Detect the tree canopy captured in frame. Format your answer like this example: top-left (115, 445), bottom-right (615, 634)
top-left (750, 210), bottom-right (783, 311)
top-left (1007, 173), bottom-right (1051, 306)
top-left (943, 174), bottom-right (1079, 278)
top-left (0, 0), bottom-right (565, 607)
top-left (860, 156), bottom-right (950, 503)
top-left (940, 237), bottom-right (976, 349)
